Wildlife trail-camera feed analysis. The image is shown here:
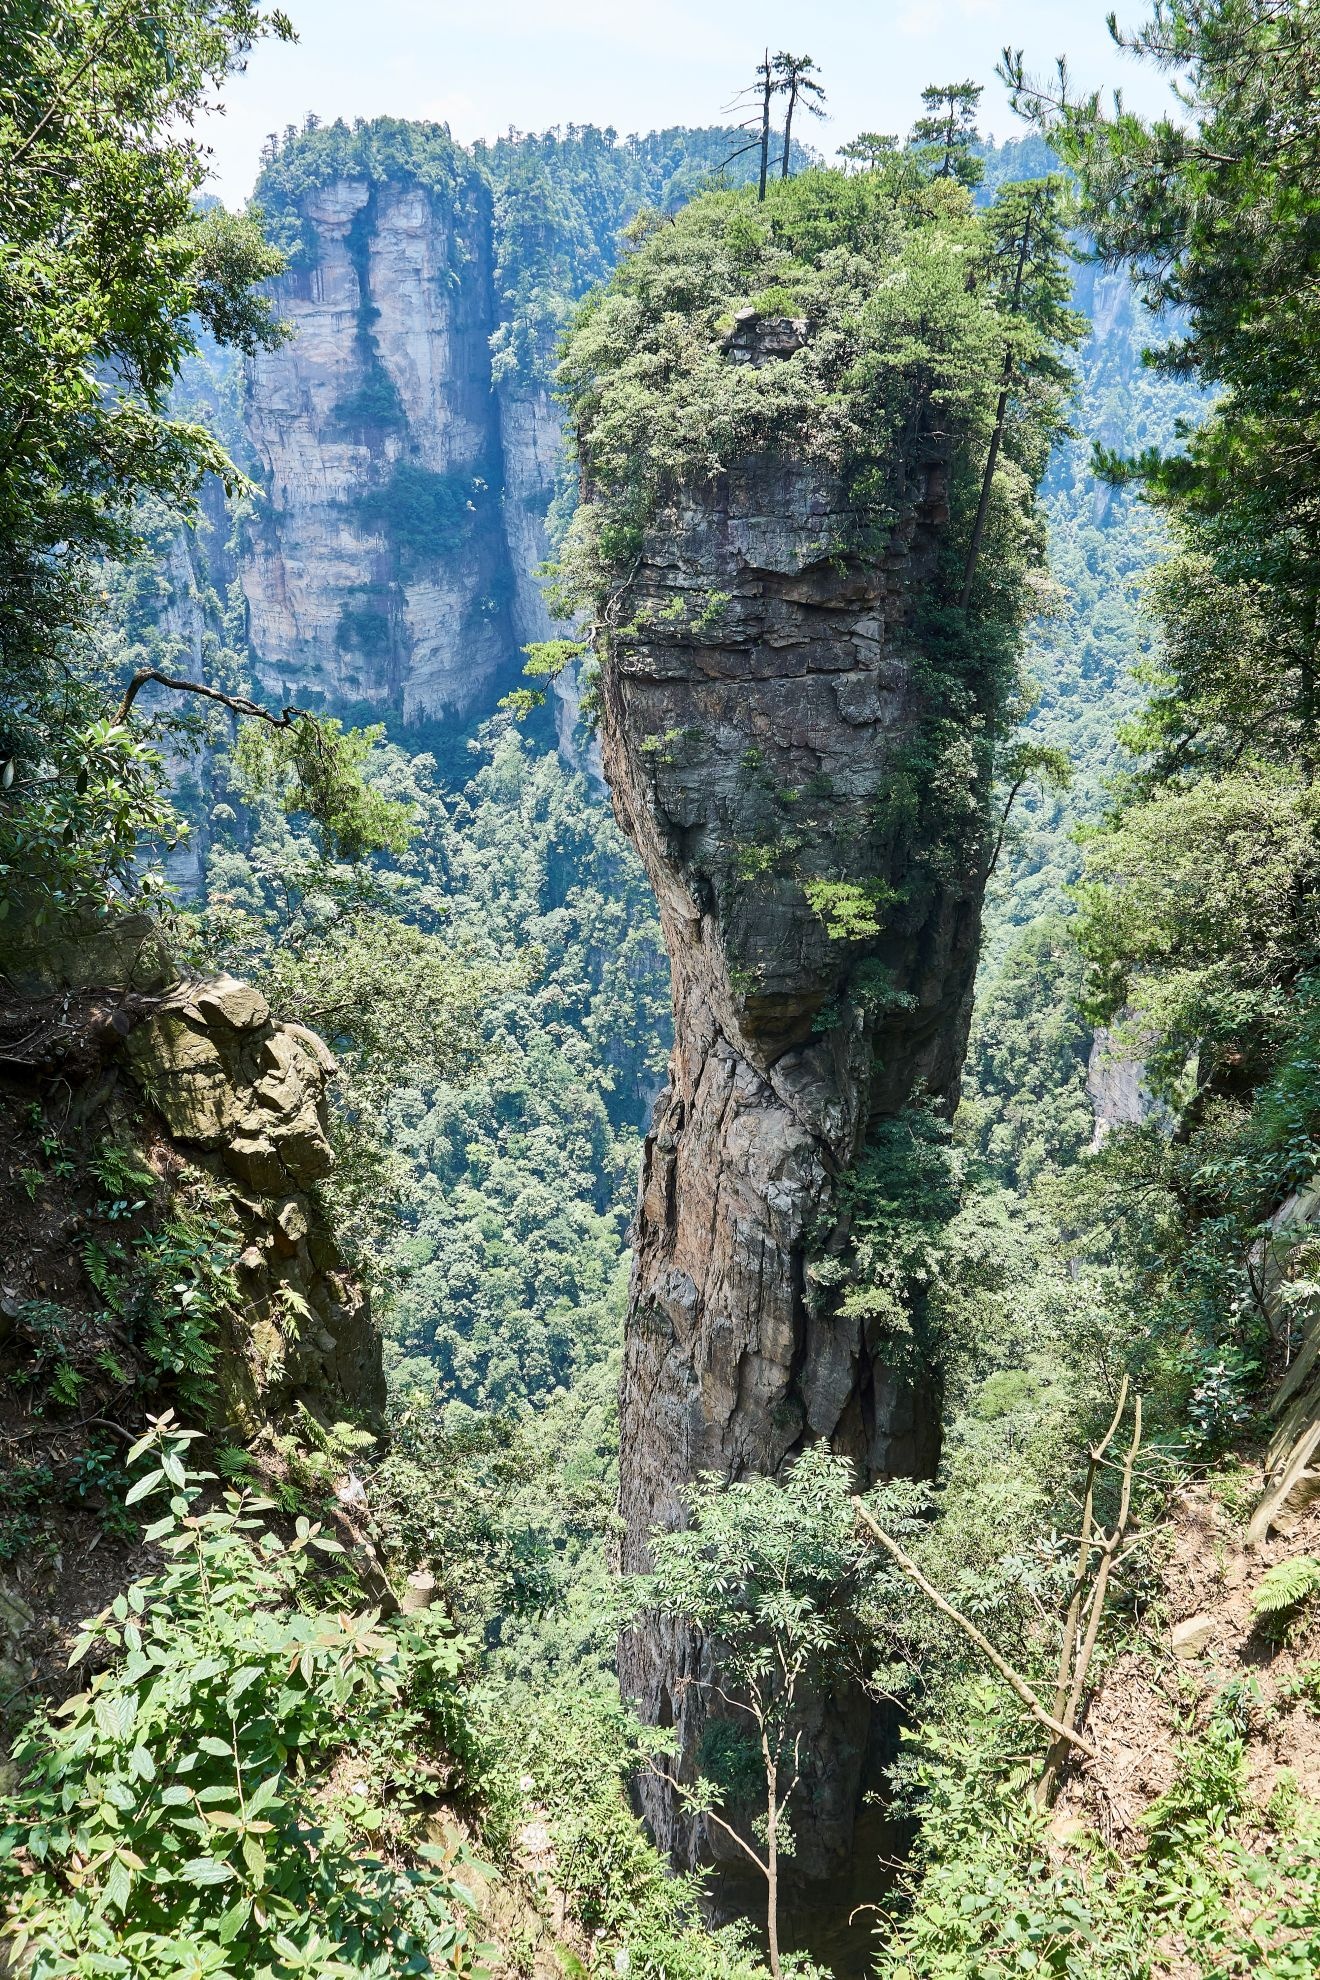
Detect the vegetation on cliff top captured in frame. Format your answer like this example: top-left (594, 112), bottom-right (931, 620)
top-left (558, 162), bottom-right (1080, 606)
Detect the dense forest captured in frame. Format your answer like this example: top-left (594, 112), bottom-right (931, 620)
top-left (3, 4), bottom-right (1320, 1978)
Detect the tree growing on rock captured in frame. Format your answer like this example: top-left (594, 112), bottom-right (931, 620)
top-left (637, 1450), bottom-right (885, 1979)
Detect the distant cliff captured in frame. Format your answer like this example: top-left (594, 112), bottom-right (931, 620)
top-left (243, 158), bottom-right (527, 722)
top-left (238, 120), bottom-right (784, 736)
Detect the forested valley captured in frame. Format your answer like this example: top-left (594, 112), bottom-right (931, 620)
top-left (2, 4), bottom-right (1320, 1977)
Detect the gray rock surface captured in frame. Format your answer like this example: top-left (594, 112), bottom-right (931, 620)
top-left (122, 970), bottom-right (384, 1427)
top-left (602, 433), bottom-right (990, 1882)
top-left (242, 173), bottom-right (514, 722)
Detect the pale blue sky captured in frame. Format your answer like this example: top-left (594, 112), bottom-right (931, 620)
top-left (203, 0), bottom-right (1181, 206)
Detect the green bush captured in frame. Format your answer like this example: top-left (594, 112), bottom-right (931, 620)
top-left (0, 1418), bottom-right (489, 1979)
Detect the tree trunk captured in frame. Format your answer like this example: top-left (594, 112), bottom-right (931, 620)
top-left (958, 357), bottom-right (1012, 613)
top-left (959, 201), bottom-right (1036, 613)
top-left (764, 1745), bottom-right (781, 1980)
top-left (780, 85), bottom-right (795, 179)
top-left (758, 53), bottom-right (771, 202)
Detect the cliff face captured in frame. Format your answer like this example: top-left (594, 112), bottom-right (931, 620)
top-left (606, 431), bottom-right (985, 1882)
top-left (243, 172), bottom-right (522, 722)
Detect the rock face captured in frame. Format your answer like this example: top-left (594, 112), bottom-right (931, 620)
top-left (124, 971), bottom-right (383, 1428)
top-left (241, 165), bottom-right (604, 765)
top-left (0, 915), bottom-right (384, 1440)
top-left (496, 379), bottom-right (602, 780)
top-left (243, 171), bottom-right (519, 722)
top-left (606, 436), bottom-right (987, 1884)
top-left (1086, 1021), bottom-right (1166, 1148)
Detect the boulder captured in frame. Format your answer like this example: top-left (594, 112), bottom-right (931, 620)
top-left (1171, 1613), bottom-right (1217, 1658)
top-left (126, 976), bottom-right (335, 1193)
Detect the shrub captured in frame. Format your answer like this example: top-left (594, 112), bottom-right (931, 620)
top-left (0, 1417), bottom-right (489, 1979)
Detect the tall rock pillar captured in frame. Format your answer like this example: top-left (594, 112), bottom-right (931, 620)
top-left (604, 423), bottom-right (987, 1882)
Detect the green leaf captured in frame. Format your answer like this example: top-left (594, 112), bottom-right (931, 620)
top-left (241, 1831), bottom-right (267, 1886)
top-left (180, 1855), bottom-right (234, 1886)
top-left (103, 1854), bottom-right (132, 1914)
top-left (93, 1692), bottom-right (136, 1743)
top-left (218, 1897), bottom-right (252, 1943)
top-left (245, 1776), bottom-right (282, 1817)
top-left (226, 1664), bottom-right (265, 1703)
top-left (124, 1469), bottom-right (165, 1506)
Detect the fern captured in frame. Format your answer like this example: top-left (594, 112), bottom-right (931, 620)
top-left (1251, 1555), bottom-right (1320, 1639)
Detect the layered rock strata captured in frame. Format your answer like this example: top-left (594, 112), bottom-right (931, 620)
top-left (243, 173), bottom-right (515, 721)
top-left (606, 436), bottom-right (987, 1883)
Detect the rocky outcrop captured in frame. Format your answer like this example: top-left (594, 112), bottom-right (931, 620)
top-left (243, 171), bottom-right (515, 722)
top-left (605, 432), bottom-right (987, 1883)
top-left (124, 970), bottom-right (383, 1429)
top-left (0, 921), bottom-right (383, 1440)
top-left (241, 164), bottom-right (602, 767)
top-left (1086, 1021), bottom-right (1165, 1149)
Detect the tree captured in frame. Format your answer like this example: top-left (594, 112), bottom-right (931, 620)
top-left (837, 131), bottom-right (899, 173)
top-left (1001, 1), bottom-right (1320, 777)
top-left (0, 1), bottom-right (295, 928)
top-left (999, 5), bottom-right (1320, 1072)
top-left (638, 1451), bottom-right (883, 1979)
top-left (772, 52), bottom-right (826, 180)
top-left (757, 49), bottom-right (775, 201)
top-left (718, 52), bottom-right (778, 202)
top-left (909, 80), bottom-right (984, 186)
top-left (960, 176), bottom-right (1084, 612)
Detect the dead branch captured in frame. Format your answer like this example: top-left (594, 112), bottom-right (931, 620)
top-left (851, 1499), bottom-right (1098, 1759)
top-left (1038, 1391), bottom-right (1144, 1803)
top-left (115, 668), bottom-right (306, 730)
top-left (1050, 1378), bottom-right (1129, 1729)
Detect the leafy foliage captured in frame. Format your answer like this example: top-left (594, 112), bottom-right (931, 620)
top-left (0, 0), bottom-right (292, 928)
top-left (640, 1451), bottom-right (889, 1975)
top-left (0, 1419), bottom-right (488, 1978)
top-left (1251, 1556), bottom-right (1320, 1639)
top-left (232, 717), bottom-right (414, 864)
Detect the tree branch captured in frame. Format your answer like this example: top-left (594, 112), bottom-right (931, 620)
top-left (851, 1498), bottom-right (1099, 1759)
top-left (1038, 1389), bottom-right (1143, 1802)
top-left (648, 1762), bottom-right (769, 1881)
top-left (115, 668), bottom-right (306, 730)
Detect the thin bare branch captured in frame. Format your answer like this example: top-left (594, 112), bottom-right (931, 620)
top-left (852, 1498), bottom-right (1098, 1759)
top-left (116, 667), bottom-right (305, 730)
